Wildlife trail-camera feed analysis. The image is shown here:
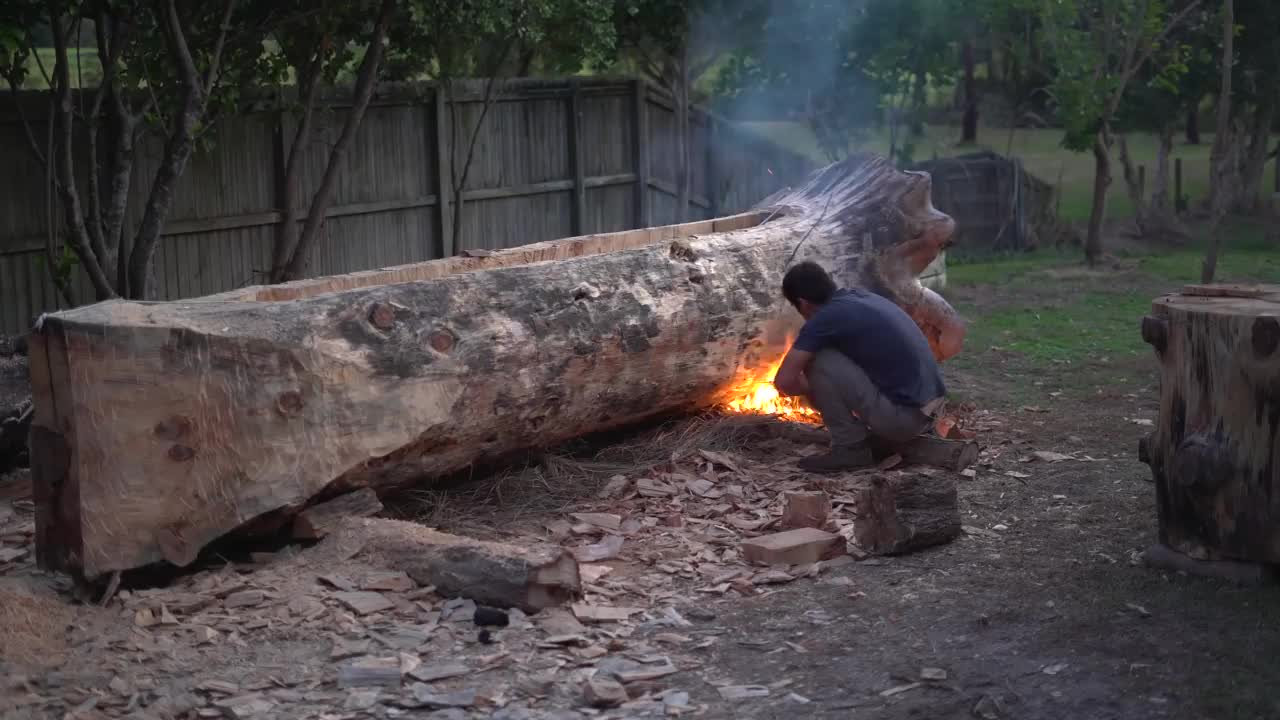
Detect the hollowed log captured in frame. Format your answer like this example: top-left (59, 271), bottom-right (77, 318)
top-left (29, 154), bottom-right (964, 579)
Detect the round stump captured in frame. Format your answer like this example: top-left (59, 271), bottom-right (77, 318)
top-left (1139, 284), bottom-right (1280, 563)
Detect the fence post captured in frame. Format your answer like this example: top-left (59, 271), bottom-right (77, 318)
top-left (1175, 157), bottom-right (1185, 213)
top-left (271, 108), bottom-right (287, 276)
top-left (633, 79), bottom-right (651, 228)
top-left (568, 80), bottom-right (586, 236)
top-left (434, 85), bottom-right (454, 257)
top-left (1138, 164), bottom-right (1146, 200)
top-left (706, 115), bottom-right (720, 219)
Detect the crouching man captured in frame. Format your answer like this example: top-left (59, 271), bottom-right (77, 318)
top-left (772, 261), bottom-right (945, 473)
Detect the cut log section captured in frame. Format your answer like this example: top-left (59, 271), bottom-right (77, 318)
top-left (1139, 284), bottom-right (1280, 564)
top-left (352, 518), bottom-right (580, 612)
top-left (855, 474), bottom-right (960, 555)
top-left (29, 153), bottom-right (963, 579)
top-left (870, 435), bottom-right (979, 472)
top-left (293, 488), bottom-right (384, 540)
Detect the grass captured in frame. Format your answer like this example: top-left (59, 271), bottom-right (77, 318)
top-left (943, 219), bottom-right (1279, 384)
top-left (739, 120), bottom-right (1277, 223)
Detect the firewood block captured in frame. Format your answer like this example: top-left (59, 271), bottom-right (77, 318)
top-left (740, 528), bottom-right (843, 566)
top-left (855, 473), bottom-right (960, 555)
top-left (293, 488), bottom-right (384, 540)
top-left (780, 491), bottom-right (831, 530)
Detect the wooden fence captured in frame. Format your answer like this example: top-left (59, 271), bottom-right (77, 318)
top-left (0, 78), bottom-right (813, 336)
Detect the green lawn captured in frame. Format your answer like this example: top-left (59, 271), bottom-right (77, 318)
top-left (739, 121), bottom-right (1276, 223)
top-left (944, 218), bottom-right (1279, 376)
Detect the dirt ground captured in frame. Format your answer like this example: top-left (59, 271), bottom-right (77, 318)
top-left (2, 295), bottom-right (1279, 720)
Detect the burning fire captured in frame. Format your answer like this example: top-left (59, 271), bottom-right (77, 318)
top-left (724, 356), bottom-right (819, 423)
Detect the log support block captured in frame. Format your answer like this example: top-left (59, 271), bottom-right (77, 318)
top-left (293, 488), bottom-right (384, 540)
top-left (855, 474), bottom-right (960, 555)
top-left (740, 528), bottom-right (844, 566)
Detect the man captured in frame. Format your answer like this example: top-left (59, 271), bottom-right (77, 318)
top-left (772, 261), bottom-right (945, 473)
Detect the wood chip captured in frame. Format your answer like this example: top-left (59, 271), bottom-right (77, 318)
top-left (585, 676), bottom-right (628, 708)
top-left (573, 535), bottom-right (624, 563)
top-left (718, 685), bottom-right (769, 700)
top-left (360, 572), bottom-right (415, 593)
top-left (880, 681), bottom-right (925, 697)
top-left (223, 590), bottom-right (265, 609)
top-left (409, 685), bottom-right (476, 708)
top-left (213, 694), bottom-right (276, 719)
top-left (571, 603), bottom-right (643, 623)
top-left (571, 513), bottom-right (622, 531)
top-left (408, 663), bottom-right (469, 683)
top-left (332, 591), bottom-right (395, 616)
top-left (337, 657), bottom-right (402, 688)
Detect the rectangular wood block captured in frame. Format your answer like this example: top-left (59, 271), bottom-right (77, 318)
top-left (740, 528), bottom-right (843, 566)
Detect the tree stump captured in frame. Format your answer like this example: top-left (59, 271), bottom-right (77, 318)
top-left (1139, 284), bottom-right (1280, 564)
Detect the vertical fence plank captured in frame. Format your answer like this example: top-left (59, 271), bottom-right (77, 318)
top-left (568, 80), bottom-right (585, 236)
top-left (633, 79), bottom-right (651, 228)
top-left (270, 109), bottom-right (287, 280)
top-left (706, 116), bottom-right (720, 219)
top-left (434, 86), bottom-right (454, 257)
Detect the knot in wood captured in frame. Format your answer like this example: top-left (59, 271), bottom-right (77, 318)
top-left (275, 391), bottom-right (305, 417)
top-left (153, 415), bottom-right (192, 441)
top-left (669, 240), bottom-right (697, 262)
top-left (427, 330), bottom-right (455, 353)
top-left (1252, 317), bottom-right (1279, 358)
top-left (1141, 316), bottom-right (1168, 354)
top-left (369, 302), bottom-right (396, 330)
top-left (167, 444), bottom-right (196, 462)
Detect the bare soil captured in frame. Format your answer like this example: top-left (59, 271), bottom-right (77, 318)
top-left (1, 322), bottom-right (1278, 720)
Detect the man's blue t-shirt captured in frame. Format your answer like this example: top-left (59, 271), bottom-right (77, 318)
top-left (792, 288), bottom-right (945, 408)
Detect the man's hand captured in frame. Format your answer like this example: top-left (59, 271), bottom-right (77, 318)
top-left (772, 348), bottom-right (813, 397)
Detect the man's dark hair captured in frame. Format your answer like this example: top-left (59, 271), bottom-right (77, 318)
top-left (782, 261), bottom-right (837, 306)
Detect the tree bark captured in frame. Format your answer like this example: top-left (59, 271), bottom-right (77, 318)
top-left (28, 155), bottom-right (964, 580)
top-left (280, 0), bottom-right (393, 282)
top-left (855, 473), bottom-right (961, 555)
top-left (1150, 126), bottom-right (1174, 212)
top-left (1234, 98), bottom-right (1276, 214)
top-left (1185, 101), bottom-right (1201, 144)
top-left (960, 38), bottom-right (978, 144)
top-left (270, 43), bottom-right (326, 283)
top-left (1203, 0), bottom-right (1236, 284)
top-left (1085, 130), bottom-right (1112, 265)
top-left (1138, 284), bottom-right (1280, 564)
top-left (1117, 133), bottom-right (1146, 231)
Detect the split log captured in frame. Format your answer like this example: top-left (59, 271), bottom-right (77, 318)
top-left (779, 491), bottom-right (831, 529)
top-left (29, 153), bottom-right (963, 579)
top-left (1139, 284), bottom-right (1280, 564)
top-left (292, 488), bottom-right (384, 540)
top-left (352, 518), bottom-right (580, 612)
top-left (870, 435), bottom-right (979, 472)
top-left (855, 474), bottom-right (960, 555)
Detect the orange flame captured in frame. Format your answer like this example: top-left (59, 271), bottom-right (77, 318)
top-left (724, 354), bottom-right (819, 423)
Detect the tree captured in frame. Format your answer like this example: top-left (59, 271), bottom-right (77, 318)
top-left (1033, 0), bottom-right (1201, 265)
top-left (388, 0), bottom-right (615, 255)
top-left (1, 0), bottom-right (287, 300)
top-left (1201, 0), bottom-right (1233, 283)
top-left (267, 0), bottom-right (397, 283)
top-left (616, 0), bottom-right (762, 220)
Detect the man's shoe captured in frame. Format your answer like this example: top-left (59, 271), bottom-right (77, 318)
top-left (797, 445), bottom-right (874, 474)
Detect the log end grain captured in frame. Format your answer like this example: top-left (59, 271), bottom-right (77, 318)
top-left (855, 474), bottom-right (960, 555)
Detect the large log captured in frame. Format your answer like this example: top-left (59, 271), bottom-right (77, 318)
top-left (855, 473), bottom-right (961, 555)
top-left (1139, 284), bottom-right (1280, 564)
top-left (29, 154), bottom-right (963, 579)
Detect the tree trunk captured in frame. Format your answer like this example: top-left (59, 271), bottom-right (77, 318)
top-left (28, 154), bottom-right (964, 580)
top-left (280, 0), bottom-right (393, 282)
top-left (1205, 0), bottom-right (1235, 239)
top-left (1138, 284), bottom-right (1280, 564)
top-left (855, 473), bottom-right (960, 555)
top-left (1150, 126), bottom-right (1174, 212)
top-left (270, 54), bottom-right (324, 284)
top-left (1116, 133), bottom-right (1146, 232)
top-left (1234, 98), bottom-right (1276, 214)
top-left (1185, 101), bottom-right (1201, 145)
top-left (1085, 130), bottom-right (1112, 265)
top-left (960, 38), bottom-right (978, 144)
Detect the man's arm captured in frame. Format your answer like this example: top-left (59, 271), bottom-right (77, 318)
top-left (772, 348), bottom-right (813, 397)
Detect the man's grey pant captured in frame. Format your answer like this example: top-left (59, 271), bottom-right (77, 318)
top-left (806, 349), bottom-right (932, 448)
